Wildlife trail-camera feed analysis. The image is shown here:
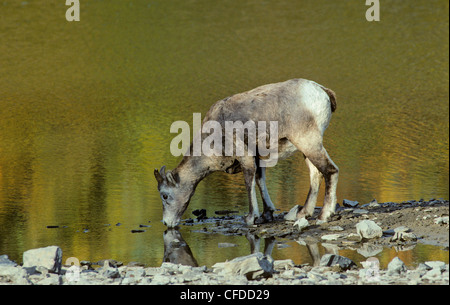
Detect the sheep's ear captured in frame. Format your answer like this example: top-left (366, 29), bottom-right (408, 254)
top-left (173, 172), bottom-right (180, 184)
top-left (159, 166), bottom-right (167, 178)
top-left (154, 168), bottom-right (164, 185)
top-left (166, 172), bottom-right (178, 186)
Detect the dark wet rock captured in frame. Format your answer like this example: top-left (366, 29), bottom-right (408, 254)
top-left (362, 199), bottom-right (380, 208)
top-left (131, 229), bottom-right (146, 233)
top-left (343, 199), bottom-right (359, 208)
top-left (215, 210), bottom-right (239, 215)
top-left (320, 254), bottom-right (357, 271)
top-left (192, 209), bottom-right (207, 220)
top-left (96, 259), bottom-right (123, 268)
top-left (99, 261), bottom-right (121, 279)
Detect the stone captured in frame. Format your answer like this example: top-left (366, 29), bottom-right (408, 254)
top-left (343, 199), bottom-right (359, 208)
top-left (212, 252), bottom-right (273, 280)
top-left (273, 259), bottom-right (295, 271)
top-left (294, 217), bottom-right (309, 231)
top-left (150, 274), bottom-right (171, 285)
top-left (36, 274), bottom-right (62, 285)
top-left (0, 255), bottom-right (17, 267)
top-left (356, 220), bottom-right (383, 240)
top-left (96, 259), bottom-right (123, 268)
top-left (22, 246), bottom-right (63, 274)
top-left (423, 268), bottom-right (442, 280)
top-left (387, 257), bottom-right (407, 275)
top-left (307, 270), bottom-right (327, 282)
top-left (319, 254), bottom-right (357, 271)
top-left (125, 267), bottom-right (145, 278)
top-left (394, 226), bottom-right (410, 233)
top-left (284, 205), bottom-right (300, 221)
top-left (368, 199), bottom-right (380, 208)
top-left (99, 260), bottom-right (121, 279)
top-left (434, 216), bottom-right (449, 225)
top-left (390, 231), bottom-right (417, 242)
top-left (424, 261), bottom-right (446, 271)
top-left (192, 209), bottom-right (207, 220)
top-left (353, 209), bottom-right (369, 214)
top-left (328, 226), bottom-right (344, 231)
top-left (321, 234), bottom-right (342, 241)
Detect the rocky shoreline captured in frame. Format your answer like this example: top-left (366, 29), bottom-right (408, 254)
top-left (0, 249), bottom-right (448, 285)
top-left (191, 199), bottom-right (449, 249)
top-left (1, 199), bottom-right (449, 285)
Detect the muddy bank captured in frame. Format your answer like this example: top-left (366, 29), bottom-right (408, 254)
top-left (188, 199), bottom-right (449, 250)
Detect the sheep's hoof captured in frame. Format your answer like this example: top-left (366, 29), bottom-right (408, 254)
top-left (245, 214), bottom-right (257, 226)
top-left (254, 210), bottom-right (274, 224)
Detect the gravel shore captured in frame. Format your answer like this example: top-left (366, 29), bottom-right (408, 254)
top-left (0, 253), bottom-right (448, 285)
top-left (1, 199), bottom-right (448, 285)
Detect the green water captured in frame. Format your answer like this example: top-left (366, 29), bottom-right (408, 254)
top-left (0, 0), bottom-right (448, 267)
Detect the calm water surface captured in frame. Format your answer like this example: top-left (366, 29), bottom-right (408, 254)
top-left (0, 0), bottom-right (448, 267)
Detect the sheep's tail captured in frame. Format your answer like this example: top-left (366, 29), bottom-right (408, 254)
top-left (320, 86), bottom-right (337, 113)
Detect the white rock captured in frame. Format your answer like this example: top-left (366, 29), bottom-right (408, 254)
top-left (294, 217), bottom-right (309, 231)
top-left (387, 257), bottom-right (407, 275)
top-left (273, 259), bottom-right (295, 271)
top-left (23, 246), bottom-right (62, 274)
top-left (423, 268), bottom-right (442, 280)
top-left (321, 234), bottom-right (342, 241)
top-left (212, 252), bottom-right (273, 280)
top-left (353, 209), bottom-right (369, 214)
top-left (424, 261), bottom-right (446, 271)
top-left (356, 220), bottom-right (383, 239)
top-left (394, 226), bottom-right (411, 233)
top-left (284, 205), bottom-right (300, 221)
top-left (434, 216), bottom-right (449, 225)
top-left (368, 199), bottom-right (380, 207)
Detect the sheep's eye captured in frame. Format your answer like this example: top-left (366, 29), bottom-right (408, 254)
top-left (162, 194), bottom-right (168, 200)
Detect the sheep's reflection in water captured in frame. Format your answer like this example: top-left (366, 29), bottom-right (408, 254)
top-left (162, 229), bottom-right (339, 267)
top-left (163, 229), bottom-right (198, 267)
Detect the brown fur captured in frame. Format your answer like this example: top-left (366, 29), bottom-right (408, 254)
top-left (321, 87), bottom-right (337, 112)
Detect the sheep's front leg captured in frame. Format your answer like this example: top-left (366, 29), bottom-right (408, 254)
top-left (241, 158), bottom-right (259, 225)
top-left (256, 165), bottom-right (275, 223)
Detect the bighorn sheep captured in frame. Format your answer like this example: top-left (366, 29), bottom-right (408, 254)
top-left (155, 78), bottom-right (339, 227)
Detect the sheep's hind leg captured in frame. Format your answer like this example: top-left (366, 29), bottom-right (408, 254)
top-left (297, 157), bottom-right (323, 219)
top-left (289, 134), bottom-right (339, 223)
